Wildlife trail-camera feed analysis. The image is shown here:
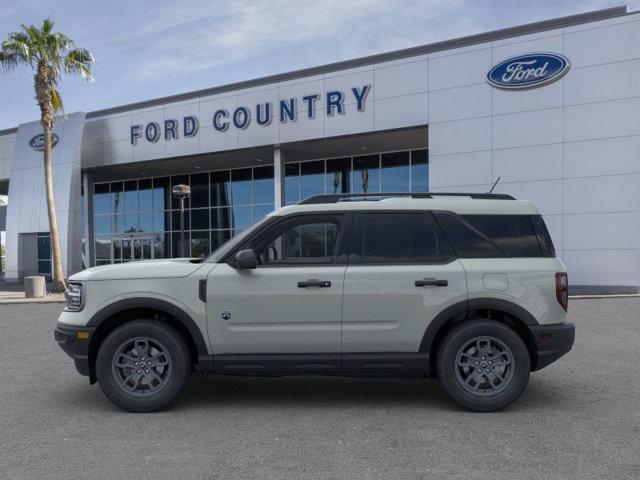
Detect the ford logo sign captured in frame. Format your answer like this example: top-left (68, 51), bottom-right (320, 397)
top-left (29, 133), bottom-right (59, 151)
top-left (487, 53), bottom-right (570, 90)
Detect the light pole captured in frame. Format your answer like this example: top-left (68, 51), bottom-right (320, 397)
top-left (172, 184), bottom-right (191, 258)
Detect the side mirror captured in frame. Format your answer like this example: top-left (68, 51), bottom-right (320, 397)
top-left (232, 249), bottom-right (258, 270)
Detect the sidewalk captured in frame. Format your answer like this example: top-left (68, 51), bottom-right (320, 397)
top-left (0, 285), bottom-right (65, 304)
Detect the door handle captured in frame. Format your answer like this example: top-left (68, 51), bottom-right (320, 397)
top-left (297, 279), bottom-right (331, 288)
top-left (415, 278), bottom-right (448, 287)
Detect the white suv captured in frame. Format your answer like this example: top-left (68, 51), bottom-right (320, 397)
top-left (55, 193), bottom-right (574, 412)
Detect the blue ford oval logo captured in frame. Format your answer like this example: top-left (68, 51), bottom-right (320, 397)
top-left (487, 53), bottom-right (570, 90)
top-left (29, 133), bottom-right (59, 151)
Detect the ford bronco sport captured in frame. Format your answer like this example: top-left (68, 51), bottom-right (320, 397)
top-left (55, 192), bottom-right (574, 412)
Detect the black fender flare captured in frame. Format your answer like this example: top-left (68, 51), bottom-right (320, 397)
top-left (87, 297), bottom-right (209, 357)
top-left (419, 298), bottom-right (539, 353)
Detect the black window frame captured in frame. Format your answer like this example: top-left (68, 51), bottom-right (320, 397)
top-left (348, 211), bottom-right (456, 265)
top-left (229, 212), bottom-right (350, 267)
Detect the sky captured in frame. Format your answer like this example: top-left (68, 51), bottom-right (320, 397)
top-left (0, 0), bottom-right (638, 130)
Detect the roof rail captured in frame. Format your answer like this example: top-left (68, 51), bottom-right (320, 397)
top-left (299, 192), bottom-right (516, 204)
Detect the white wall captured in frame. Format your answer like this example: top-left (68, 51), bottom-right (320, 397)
top-left (428, 15), bottom-right (640, 288)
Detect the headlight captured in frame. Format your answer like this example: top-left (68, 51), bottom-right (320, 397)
top-left (64, 283), bottom-right (84, 312)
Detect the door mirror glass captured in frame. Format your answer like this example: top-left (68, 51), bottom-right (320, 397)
top-left (233, 249), bottom-right (258, 270)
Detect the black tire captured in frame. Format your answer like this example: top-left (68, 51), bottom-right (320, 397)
top-left (96, 320), bottom-right (192, 412)
top-left (436, 319), bottom-right (530, 412)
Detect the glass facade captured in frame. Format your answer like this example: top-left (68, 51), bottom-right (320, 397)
top-left (284, 149), bottom-right (428, 204)
top-left (93, 166), bottom-right (274, 264)
top-left (37, 232), bottom-right (51, 274)
top-left (91, 148), bottom-right (428, 265)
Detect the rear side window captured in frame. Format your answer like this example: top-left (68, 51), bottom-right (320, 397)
top-left (435, 213), bottom-right (553, 258)
top-left (352, 213), bottom-right (454, 264)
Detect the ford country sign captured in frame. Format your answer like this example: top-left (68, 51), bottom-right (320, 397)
top-left (29, 133), bottom-right (59, 151)
top-left (487, 53), bottom-right (570, 90)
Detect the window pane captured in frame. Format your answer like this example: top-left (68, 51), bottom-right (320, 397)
top-left (190, 231), bottom-right (210, 258)
top-left (212, 207), bottom-right (231, 229)
top-left (190, 173), bottom-right (209, 208)
top-left (94, 215), bottom-right (111, 235)
top-left (171, 175), bottom-right (190, 209)
top-left (94, 183), bottom-right (110, 215)
top-left (111, 182), bottom-right (123, 215)
top-left (124, 180), bottom-right (138, 213)
top-left (138, 179), bottom-right (153, 212)
top-left (121, 239), bottom-right (131, 260)
top-left (353, 155), bottom-right (380, 193)
top-left (531, 215), bottom-right (556, 257)
top-left (154, 233), bottom-right (169, 259)
top-left (300, 160), bottom-right (325, 201)
top-left (462, 215), bottom-right (542, 257)
top-left (124, 213), bottom-right (138, 232)
top-left (411, 150), bottom-right (429, 192)
top-left (434, 213), bottom-right (501, 258)
top-left (253, 204), bottom-right (274, 222)
top-left (191, 208), bottom-right (210, 230)
top-left (231, 169), bottom-right (252, 205)
top-left (325, 158), bottom-right (351, 194)
top-left (153, 177), bottom-right (170, 212)
top-left (381, 152), bottom-right (409, 192)
top-left (112, 214), bottom-right (125, 234)
top-left (211, 171), bottom-right (231, 207)
top-left (172, 232), bottom-right (187, 258)
top-left (253, 166), bottom-right (274, 204)
top-left (154, 211), bottom-right (168, 232)
top-left (258, 221), bottom-right (338, 264)
top-left (284, 163), bottom-right (299, 205)
top-left (38, 260), bottom-right (51, 274)
top-left (231, 205), bottom-right (252, 229)
top-left (37, 235), bottom-right (51, 260)
top-left (357, 213), bottom-right (453, 263)
top-left (113, 238), bottom-right (123, 260)
top-left (212, 230), bottom-right (232, 251)
top-left (139, 213), bottom-right (153, 232)
top-left (95, 236), bottom-right (111, 259)
top-left (171, 210), bottom-right (190, 231)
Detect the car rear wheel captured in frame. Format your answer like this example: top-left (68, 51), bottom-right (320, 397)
top-left (96, 320), bottom-right (192, 412)
top-left (436, 319), bottom-right (530, 412)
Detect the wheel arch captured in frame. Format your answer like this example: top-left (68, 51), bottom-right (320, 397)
top-left (421, 298), bottom-right (539, 371)
top-left (86, 298), bottom-right (209, 383)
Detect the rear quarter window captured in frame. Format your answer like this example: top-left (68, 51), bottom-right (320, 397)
top-left (435, 213), bottom-right (554, 258)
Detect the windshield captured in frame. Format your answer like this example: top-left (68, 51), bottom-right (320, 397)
top-left (205, 215), bottom-right (273, 263)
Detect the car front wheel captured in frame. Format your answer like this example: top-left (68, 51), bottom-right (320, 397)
top-left (436, 319), bottom-right (530, 412)
top-left (96, 320), bottom-right (192, 412)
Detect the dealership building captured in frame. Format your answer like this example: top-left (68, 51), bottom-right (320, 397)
top-left (0, 5), bottom-right (639, 293)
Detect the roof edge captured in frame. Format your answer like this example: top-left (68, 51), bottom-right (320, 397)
top-left (0, 4), bottom-right (630, 134)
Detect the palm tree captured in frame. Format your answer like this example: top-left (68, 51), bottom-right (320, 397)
top-left (0, 18), bottom-right (93, 292)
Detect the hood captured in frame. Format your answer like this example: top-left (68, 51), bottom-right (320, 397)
top-left (69, 258), bottom-right (206, 282)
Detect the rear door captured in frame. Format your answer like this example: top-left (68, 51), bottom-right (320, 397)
top-left (341, 212), bottom-right (467, 360)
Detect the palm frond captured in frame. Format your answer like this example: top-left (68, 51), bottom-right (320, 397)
top-left (50, 87), bottom-right (64, 113)
top-left (64, 47), bottom-right (94, 81)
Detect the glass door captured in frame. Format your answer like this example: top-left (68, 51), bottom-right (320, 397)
top-left (112, 234), bottom-right (154, 262)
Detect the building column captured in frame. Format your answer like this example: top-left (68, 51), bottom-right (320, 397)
top-left (274, 147), bottom-right (286, 208)
top-left (82, 172), bottom-right (94, 269)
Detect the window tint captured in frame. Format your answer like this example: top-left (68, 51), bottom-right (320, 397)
top-left (434, 213), bottom-right (501, 258)
top-left (435, 213), bottom-right (550, 258)
top-left (462, 215), bottom-right (542, 257)
top-left (530, 215), bottom-right (556, 257)
top-left (255, 218), bottom-right (339, 265)
top-left (354, 213), bottom-right (453, 264)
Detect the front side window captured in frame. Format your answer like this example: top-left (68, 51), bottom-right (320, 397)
top-left (353, 213), bottom-right (454, 264)
top-left (253, 216), bottom-right (341, 266)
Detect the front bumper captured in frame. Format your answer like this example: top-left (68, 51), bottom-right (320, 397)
top-left (530, 322), bottom-right (575, 371)
top-left (54, 324), bottom-right (96, 377)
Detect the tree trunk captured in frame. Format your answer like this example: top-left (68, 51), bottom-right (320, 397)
top-left (43, 123), bottom-right (66, 293)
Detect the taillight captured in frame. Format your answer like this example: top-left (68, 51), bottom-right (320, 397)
top-left (555, 272), bottom-right (568, 312)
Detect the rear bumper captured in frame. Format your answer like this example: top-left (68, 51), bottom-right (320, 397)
top-left (530, 322), bottom-right (575, 371)
top-left (54, 324), bottom-right (96, 377)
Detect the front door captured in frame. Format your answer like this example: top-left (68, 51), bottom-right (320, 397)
top-left (341, 212), bottom-right (467, 359)
top-left (206, 213), bottom-right (348, 356)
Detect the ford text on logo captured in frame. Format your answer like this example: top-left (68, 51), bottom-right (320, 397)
top-left (130, 85), bottom-right (371, 145)
top-left (29, 133), bottom-right (59, 151)
top-left (487, 53), bottom-right (570, 90)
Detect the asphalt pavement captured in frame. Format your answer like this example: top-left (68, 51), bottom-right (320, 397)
top-left (0, 298), bottom-right (638, 479)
